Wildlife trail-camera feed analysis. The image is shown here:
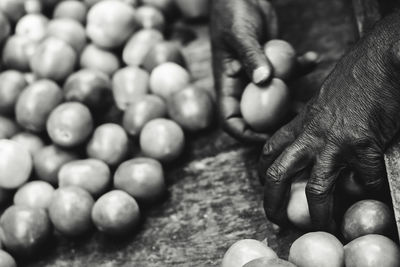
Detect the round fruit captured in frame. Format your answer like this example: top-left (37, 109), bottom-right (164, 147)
top-left (24, 0), bottom-right (42, 14)
top-left (287, 180), bottom-right (312, 230)
top-left (344, 234), bottom-right (400, 267)
top-left (11, 132), bottom-right (44, 155)
top-left (48, 186), bottom-right (94, 236)
top-left (0, 0), bottom-right (25, 23)
top-left (0, 205), bottom-right (52, 257)
top-left (0, 139), bottom-right (32, 189)
top-left (46, 18), bottom-right (87, 53)
top-left (15, 14), bottom-right (48, 42)
top-left (30, 37), bottom-right (77, 82)
top-left (53, 0), bottom-right (87, 24)
top-left (0, 116), bottom-right (20, 139)
top-left (15, 79), bottom-right (63, 132)
top-left (221, 239), bottom-right (278, 267)
top-left (244, 257), bottom-right (296, 267)
top-left (33, 145), bottom-right (78, 185)
top-left (0, 70), bottom-right (27, 115)
top-left (136, 5), bottom-right (165, 31)
top-left (167, 87), bottom-right (214, 131)
top-left (122, 29), bottom-right (163, 66)
top-left (142, 41), bottom-right (186, 72)
top-left (288, 232), bottom-right (344, 267)
top-left (58, 159), bottom-right (111, 197)
top-left (114, 158), bottom-right (165, 203)
top-left (2, 35), bottom-right (38, 71)
top-left (264, 40), bottom-right (296, 80)
top-left (46, 102), bottom-right (94, 147)
top-left (174, 0), bottom-right (209, 19)
top-left (86, 123), bottom-right (129, 166)
top-left (80, 44), bottom-right (120, 76)
top-left (0, 249), bottom-right (16, 267)
top-left (149, 62), bottom-right (190, 100)
top-left (341, 199), bottom-right (395, 242)
top-left (13, 181), bottom-right (54, 209)
top-left (141, 0), bottom-right (176, 18)
top-left (86, 0), bottom-right (138, 49)
top-left (112, 66), bottom-right (150, 110)
top-left (122, 94), bottom-right (167, 136)
top-left (63, 69), bottom-right (112, 111)
top-left (0, 11), bottom-right (10, 45)
top-left (91, 190), bottom-right (140, 236)
top-left (140, 118), bottom-right (185, 162)
top-left (240, 79), bottom-right (290, 132)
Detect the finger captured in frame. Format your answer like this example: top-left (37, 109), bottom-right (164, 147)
top-left (264, 137), bottom-right (312, 226)
top-left (306, 144), bottom-right (342, 232)
top-left (292, 51), bottom-right (320, 79)
top-left (258, 0), bottom-right (279, 39)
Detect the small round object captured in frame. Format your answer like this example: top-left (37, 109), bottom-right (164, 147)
top-left (286, 181), bottom-right (312, 230)
top-left (0, 116), bottom-right (20, 139)
top-left (46, 18), bottom-right (87, 53)
top-left (289, 232), bottom-right (344, 267)
top-left (0, 70), bottom-right (27, 115)
top-left (140, 118), bottom-right (185, 162)
top-left (46, 102), bottom-right (94, 147)
top-left (142, 41), bottom-right (186, 73)
top-left (13, 181), bottom-right (54, 209)
top-left (15, 14), bottom-right (48, 42)
top-left (150, 62), bottom-right (190, 100)
top-left (91, 190), bottom-right (140, 236)
top-left (221, 239), bottom-right (278, 267)
top-left (264, 39), bottom-right (296, 80)
top-left (0, 139), bottom-right (32, 189)
top-left (244, 257), bottom-right (296, 267)
top-left (53, 0), bottom-right (87, 24)
top-left (2, 35), bottom-right (38, 71)
top-left (48, 186), bottom-right (94, 236)
top-left (0, 249), bottom-right (17, 267)
top-left (136, 5), bottom-right (165, 31)
top-left (0, 0), bottom-right (25, 23)
top-left (24, 0), bottom-right (42, 14)
top-left (80, 44), bottom-right (120, 76)
top-left (174, 0), bottom-right (209, 19)
top-left (58, 159), bottom-right (111, 197)
top-left (15, 79), bottom-right (63, 132)
top-left (11, 132), bottom-right (44, 155)
top-left (114, 158), bottom-right (165, 203)
top-left (0, 205), bottom-right (52, 257)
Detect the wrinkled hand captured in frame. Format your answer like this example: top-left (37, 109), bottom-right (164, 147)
top-left (259, 11), bottom-right (400, 231)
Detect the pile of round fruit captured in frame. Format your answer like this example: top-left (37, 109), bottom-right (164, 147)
top-left (0, 0), bottom-right (212, 264)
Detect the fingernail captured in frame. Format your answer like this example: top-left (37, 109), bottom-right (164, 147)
top-left (252, 66), bottom-right (270, 84)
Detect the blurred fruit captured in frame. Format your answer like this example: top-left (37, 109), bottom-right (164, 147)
top-left (80, 44), bottom-right (121, 76)
top-left (15, 14), bottom-right (48, 42)
top-left (48, 186), bottom-right (94, 236)
top-left (33, 145), bottom-right (78, 185)
top-left (289, 232), bottom-right (344, 267)
top-left (0, 0), bottom-right (25, 23)
top-left (114, 157), bottom-right (165, 203)
top-left (0, 249), bottom-right (16, 267)
top-left (142, 41), bottom-right (186, 72)
top-left (141, 0), bottom-right (176, 18)
top-left (287, 180), bottom-right (312, 230)
top-left (86, 123), bottom-right (129, 166)
top-left (136, 5), bottom-right (165, 31)
top-left (122, 94), bottom-right (167, 136)
top-left (244, 257), bottom-right (296, 267)
top-left (341, 200), bottom-right (395, 242)
top-left (112, 66), bottom-right (149, 110)
top-left (174, 0), bottom-right (209, 19)
top-left (15, 79), bottom-right (63, 132)
top-left (0, 70), bottom-right (27, 115)
top-left (58, 159), bottom-right (110, 197)
top-left (0, 12), bottom-right (10, 45)
top-left (140, 118), bottom-right (185, 162)
top-left (24, 72), bottom-right (37, 84)
top-left (240, 79), bottom-right (290, 132)
top-left (30, 37), bottom-right (77, 82)
top-left (46, 18), bottom-right (87, 53)
top-left (46, 102), bottom-right (94, 147)
top-left (150, 62), bottom-right (190, 100)
top-left (221, 239), bottom-right (278, 267)
top-left (0, 205), bottom-right (52, 257)
top-left (167, 87), bottom-right (214, 131)
top-left (0, 139), bottom-right (32, 189)
top-left (344, 234), bottom-right (400, 267)
top-left (24, 0), bottom-right (42, 14)
top-left (53, 0), bottom-right (87, 24)
top-left (84, 0), bottom-right (140, 8)
top-left (2, 35), bottom-right (38, 71)
top-left (122, 29), bottom-right (163, 66)
top-left (264, 40), bottom-right (296, 80)
top-left (63, 69), bottom-right (112, 111)
top-left (0, 116), bottom-right (19, 139)
top-left (91, 190), bottom-right (140, 236)
top-left (13, 181), bottom-right (54, 209)
top-left (11, 132), bottom-right (44, 155)
top-left (86, 0), bottom-right (138, 49)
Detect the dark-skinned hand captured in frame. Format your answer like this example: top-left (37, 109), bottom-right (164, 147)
top-left (259, 11), bottom-right (400, 232)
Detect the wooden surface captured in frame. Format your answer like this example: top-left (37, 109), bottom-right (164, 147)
top-left (24, 1), bottom-right (360, 266)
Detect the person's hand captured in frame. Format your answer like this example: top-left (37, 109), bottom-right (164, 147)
top-left (259, 11), bottom-right (400, 231)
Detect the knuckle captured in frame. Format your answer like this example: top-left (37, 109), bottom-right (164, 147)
top-left (266, 163), bottom-right (285, 183)
top-left (306, 182), bottom-right (328, 201)
top-left (364, 178), bottom-right (383, 190)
